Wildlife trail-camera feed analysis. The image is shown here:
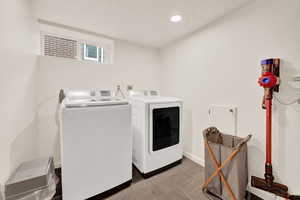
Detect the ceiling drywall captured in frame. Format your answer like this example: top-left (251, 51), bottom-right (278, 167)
top-left (33, 0), bottom-right (250, 48)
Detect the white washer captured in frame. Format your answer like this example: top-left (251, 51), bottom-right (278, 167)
top-left (59, 90), bottom-right (132, 200)
top-left (129, 92), bottom-right (183, 177)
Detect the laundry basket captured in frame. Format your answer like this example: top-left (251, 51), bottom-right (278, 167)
top-left (202, 127), bottom-right (251, 200)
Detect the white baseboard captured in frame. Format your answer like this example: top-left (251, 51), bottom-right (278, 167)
top-left (183, 152), bottom-right (205, 167)
top-left (247, 185), bottom-right (279, 200)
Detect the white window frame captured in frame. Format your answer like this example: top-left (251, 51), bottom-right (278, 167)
top-left (83, 44), bottom-right (99, 62)
top-left (99, 47), bottom-right (104, 63)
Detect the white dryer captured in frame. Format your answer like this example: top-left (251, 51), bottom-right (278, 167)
top-left (129, 92), bottom-right (183, 177)
top-left (59, 90), bottom-right (132, 200)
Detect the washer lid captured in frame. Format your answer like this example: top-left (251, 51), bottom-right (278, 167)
top-left (65, 90), bottom-right (92, 100)
top-left (63, 98), bottom-right (129, 108)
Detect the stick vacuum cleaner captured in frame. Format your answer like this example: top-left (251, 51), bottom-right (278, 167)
top-left (251, 58), bottom-right (300, 199)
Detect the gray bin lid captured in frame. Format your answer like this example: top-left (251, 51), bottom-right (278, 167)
top-left (5, 158), bottom-right (54, 199)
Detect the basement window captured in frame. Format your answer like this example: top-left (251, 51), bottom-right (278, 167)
top-left (83, 44), bottom-right (104, 63)
top-left (40, 32), bottom-right (113, 64)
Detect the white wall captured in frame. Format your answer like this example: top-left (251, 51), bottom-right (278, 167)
top-left (36, 39), bottom-right (161, 166)
top-left (0, 0), bottom-right (39, 186)
top-left (160, 0), bottom-right (300, 198)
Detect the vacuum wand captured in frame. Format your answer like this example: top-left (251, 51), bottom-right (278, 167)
top-left (265, 97), bottom-right (274, 186)
top-left (265, 98), bottom-right (272, 165)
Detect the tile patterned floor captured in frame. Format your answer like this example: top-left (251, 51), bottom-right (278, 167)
top-left (105, 157), bottom-right (206, 200)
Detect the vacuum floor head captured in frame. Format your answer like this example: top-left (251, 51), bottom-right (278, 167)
top-left (251, 176), bottom-right (288, 198)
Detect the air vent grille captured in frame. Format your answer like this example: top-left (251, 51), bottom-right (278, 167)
top-left (43, 35), bottom-right (77, 59)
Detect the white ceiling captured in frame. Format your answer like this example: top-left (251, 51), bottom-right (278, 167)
top-left (33, 0), bottom-right (250, 48)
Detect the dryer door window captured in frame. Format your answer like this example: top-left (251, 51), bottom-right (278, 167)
top-left (152, 107), bottom-right (180, 151)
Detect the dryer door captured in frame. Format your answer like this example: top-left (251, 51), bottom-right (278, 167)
top-left (149, 102), bottom-right (181, 153)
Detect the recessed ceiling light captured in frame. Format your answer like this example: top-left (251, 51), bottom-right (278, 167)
top-left (170, 15), bottom-right (182, 23)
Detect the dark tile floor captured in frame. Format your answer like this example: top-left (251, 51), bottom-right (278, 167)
top-left (54, 157), bottom-right (259, 200)
top-left (105, 157), bottom-right (206, 200)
